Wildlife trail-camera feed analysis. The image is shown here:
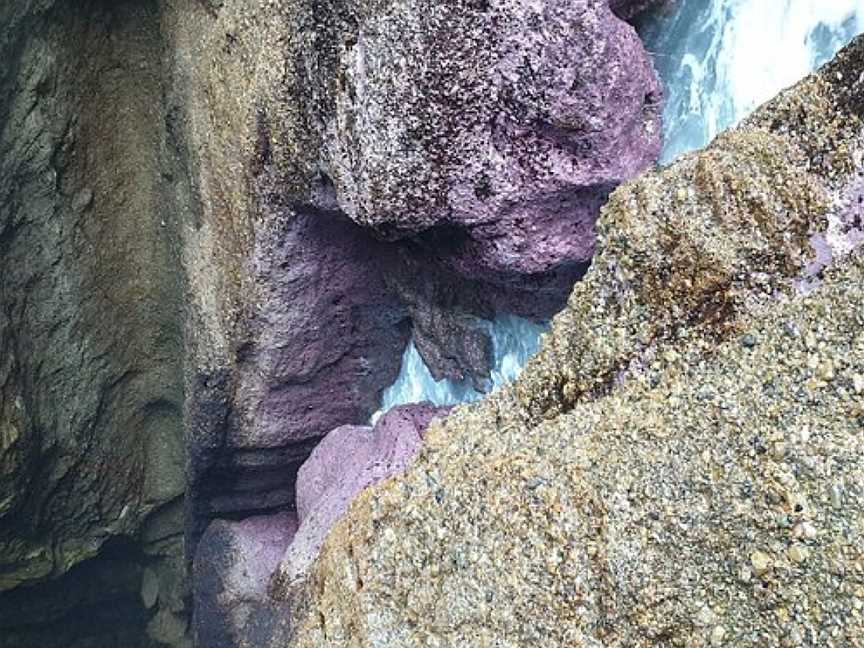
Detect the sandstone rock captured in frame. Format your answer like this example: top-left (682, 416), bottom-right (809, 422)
top-left (281, 36), bottom-right (864, 647)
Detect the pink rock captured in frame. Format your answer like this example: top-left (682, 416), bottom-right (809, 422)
top-left (324, 0), bottom-right (663, 282)
top-left (281, 404), bottom-right (451, 585)
top-left (193, 513), bottom-right (299, 648)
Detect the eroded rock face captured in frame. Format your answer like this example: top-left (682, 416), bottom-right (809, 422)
top-left (2, 0), bottom-right (666, 645)
top-left (193, 514), bottom-right (298, 648)
top-left (0, 0), bottom-right (190, 645)
top-left (278, 404), bottom-right (451, 587)
top-left (181, 0), bottom-right (664, 553)
top-left (280, 36), bottom-right (864, 647)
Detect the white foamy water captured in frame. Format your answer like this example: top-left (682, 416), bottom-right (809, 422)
top-left (377, 0), bottom-right (864, 413)
top-left (639, 0), bottom-right (864, 164)
top-left (373, 314), bottom-right (547, 419)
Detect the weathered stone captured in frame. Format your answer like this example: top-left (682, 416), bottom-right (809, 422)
top-left (179, 0), bottom-right (664, 557)
top-left (0, 0), bottom-right (189, 645)
top-left (298, 0), bottom-right (663, 284)
top-left (193, 514), bottom-right (298, 648)
top-left (280, 36), bottom-right (864, 648)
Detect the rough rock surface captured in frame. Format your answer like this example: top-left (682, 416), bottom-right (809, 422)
top-left (194, 514), bottom-right (298, 648)
top-left (180, 0), bottom-right (665, 556)
top-left (192, 405), bottom-right (448, 647)
top-left (0, 0), bottom-right (664, 645)
top-left (279, 36), bottom-right (864, 647)
top-left (0, 0), bottom-right (190, 645)
top-left (274, 0), bottom-right (663, 283)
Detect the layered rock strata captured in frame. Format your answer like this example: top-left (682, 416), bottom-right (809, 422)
top-left (192, 404), bottom-right (448, 648)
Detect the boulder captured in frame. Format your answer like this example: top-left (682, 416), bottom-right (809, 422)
top-left (305, 0), bottom-right (663, 284)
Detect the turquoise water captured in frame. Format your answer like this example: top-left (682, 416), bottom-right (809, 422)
top-left (639, 0), bottom-right (864, 164)
top-left (373, 314), bottom-right (547, 417)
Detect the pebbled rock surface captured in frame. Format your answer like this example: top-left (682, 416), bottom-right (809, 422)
top-left (279, 37), bottom-right (864, 647)
top-left (272, 0), bottom-right (663, 284)
top-left (179, 0), bottom-right (664, 553)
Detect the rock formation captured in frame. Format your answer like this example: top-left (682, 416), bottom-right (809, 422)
top-left (0, 1), bottom-right (189, 646)
top-left (14, 0), bottom-right (852, 646)
top-left (176, 2), bottom-right (663, 644)
top-left (277, 35), bottom-right (864, 647)
top-left (192, 404), bottom-right (449, 648)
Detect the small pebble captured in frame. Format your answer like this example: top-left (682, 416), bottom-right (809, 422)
top-left (788, 544), bottom-right (809, 565)
top-left (751, 550), bottom-right (772, 575)
top-left (695, 605), bottom-right (716, 627)
top-left (772, 442), bottom-right (787, 460)
top-left (793, 521), bottom-right (817, 541)
top-left (710, 625), bottom-right (727, 646)
top-left (830, 482), bottom-right (844, 508)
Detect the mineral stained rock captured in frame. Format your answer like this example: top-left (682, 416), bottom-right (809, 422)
top-left (279, 36), bottom-right (864, 647)
top-left (280, 404), bottom-right (451, 587)
top-left (194, 514), bottom-right (298, 648)
top-left (307, 0), bottom-right (663, 282)
top-left (181, 0), bottom-right (664, 551)
top-left (193, 405), bottom-right (448, 647)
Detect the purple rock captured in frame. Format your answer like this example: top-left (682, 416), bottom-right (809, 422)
top-left (235, 203), bottom-right (410, 450)
top-left (281, 404), bottom-right (451, 585)
top-left (324, 0), bottom-right (663, 281)
top-left (799, 171), bottom-right (864, 292)
top-left (193, 513), bottom-right (298, 648)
